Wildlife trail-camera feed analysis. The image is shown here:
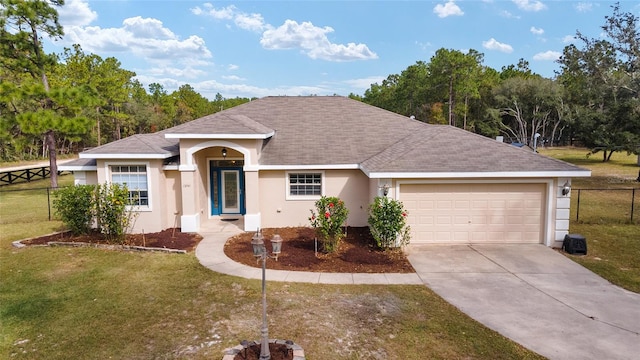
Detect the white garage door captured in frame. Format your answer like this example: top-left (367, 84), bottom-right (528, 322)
top-left (400, 183), bottom-right (545, 244)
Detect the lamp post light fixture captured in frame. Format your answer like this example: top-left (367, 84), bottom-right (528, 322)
top-left (250, 229), bottom-right (283, 360)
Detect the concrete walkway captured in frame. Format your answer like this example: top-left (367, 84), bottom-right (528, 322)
top-left (195, 226), bottom-right (640, 360)
top-left (195, 224), bottom-right (422, 285)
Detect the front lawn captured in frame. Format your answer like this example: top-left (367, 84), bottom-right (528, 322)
top-left (540, 147), bottom-right (640, 292)
top-left (1, 177), bottom-right (542, 359)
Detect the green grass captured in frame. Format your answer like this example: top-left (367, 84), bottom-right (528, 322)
top-left (540, 147), bottom-right (640, 292)
top-left (539, 147), bottom-right (638, 185)
top-left (2, 150), bottom-right (638, 359)
top-left (566, 223), bottom-right (640, 293)
top-left (0, 176), bottom-right (74, 238)
top-left (1, 177), bottom-right (542, 359)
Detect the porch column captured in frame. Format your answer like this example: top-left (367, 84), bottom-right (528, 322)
top-left (243, 169), bottom-right (260, 231)
top-left (179, 165), bottom-right (200, 232)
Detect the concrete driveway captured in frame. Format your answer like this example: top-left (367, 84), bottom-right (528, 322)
top-left (407, 244), bottom-right (640, 360)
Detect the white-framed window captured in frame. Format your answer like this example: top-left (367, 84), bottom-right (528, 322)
top-left (110, 165), bottom-right (149, 207)
top-left (286, 172), bottom-right (323, 200)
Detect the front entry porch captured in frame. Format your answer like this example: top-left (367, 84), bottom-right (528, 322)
top-left (199, 216), bottom-right (245, 233)
top-left (209, 160), bottom-right (245, 216)
top-left (179, 141), bottom-right (261, 233)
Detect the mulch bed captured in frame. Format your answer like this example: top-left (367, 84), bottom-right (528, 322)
top-left (20, 228), bottom-right (202, 252)
top-left (223, 227), bottom-right (414, 273)
top-left (19, 226), bottom-right (415, 273)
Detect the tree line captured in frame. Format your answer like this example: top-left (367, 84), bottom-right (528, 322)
top-left (352, 3), bottom-right (639, 162)
top-left (2, 0), bottom-right (639, 174)
top-left (0, 0), bottom-right (253, 172)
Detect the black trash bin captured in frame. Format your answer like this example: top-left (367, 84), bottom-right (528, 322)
top-left (563, 234), bottom-right (587, 255)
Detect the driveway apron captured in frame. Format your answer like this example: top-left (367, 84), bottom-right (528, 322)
top-left (407, 244), bottom-right (640, 360)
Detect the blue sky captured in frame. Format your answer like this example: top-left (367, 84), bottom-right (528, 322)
top-left (45, 0), bottom-right (640, 99)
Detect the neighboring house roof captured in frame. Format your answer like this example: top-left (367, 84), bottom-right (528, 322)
top-left (63, 96), bottom-right (590, 177)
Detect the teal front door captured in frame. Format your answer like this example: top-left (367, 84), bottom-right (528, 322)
top-left (210, 160), bottom-right (245, 215)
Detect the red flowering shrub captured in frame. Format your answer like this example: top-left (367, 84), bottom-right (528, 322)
top-left (309, 196), bottom-right (349, 252)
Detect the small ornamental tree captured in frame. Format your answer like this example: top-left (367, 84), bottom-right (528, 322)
top-left (53, 185), bottom-right (95, 235)
top-left (309, 196), bottom-right (349, 252)
top-left (368, 196), bottom-right (411, 249)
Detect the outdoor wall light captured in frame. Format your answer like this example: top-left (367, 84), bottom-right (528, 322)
top-left (380, 184), bottom-right (390, 196)
top-left (221, 147), bottom-right (227, 159)
top-left (562, 181), bottom-right (571, 196)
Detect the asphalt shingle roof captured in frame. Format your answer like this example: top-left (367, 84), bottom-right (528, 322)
top-left (77, 96), bottom-right (587, 175)
top-left (81, 129), bottom-right (179, 157)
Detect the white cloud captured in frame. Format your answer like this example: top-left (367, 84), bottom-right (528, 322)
top-left (575, 2), bottom-right (593, 12)
top-left (222, 75), bottom-right (245, 81)
top-left (500, 10), bottom-right (520, 19)
top-left (482, 38), bottom-right (513, 53)
top-left (193, 5), bottom-right (376, 62)
top-left (344, 76), bottom-right (386, 90)
top-left (228, 64), bottom-right (239, 71)
top-left (58, 0), bottom-right (97, 27)
top-left (533, 50), bottom-right (561, 61)
top-left (530, 26), bottom-right (544, 35)
top-left (260, 20), bottom-right (377, 61)
top-left (63, 16), bottom-right (212, 62)
top-left (235, 12), bottom-right (269, 32)
top-left (512, 0), bottom-right (547, 12)
top-left (145, 66), bottom-right (206, 79)
top-left (562, 35), bottom-right (576, 43)
top-left (433, 1), bottom-right (464, 18)
top-left (190, 4), bottom-right (236, 20)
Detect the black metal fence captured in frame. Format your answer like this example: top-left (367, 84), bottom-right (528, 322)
top-left (0, 165), bottom-right (72, 186)
top-left (574, 188), bottom-right (638, 224)
top-left (0, 186), bottom-right (65, 224)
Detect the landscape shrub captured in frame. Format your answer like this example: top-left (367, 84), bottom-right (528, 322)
top-left (95, 183), bottom-right (138, 243)
top-left (54, 183), bottom-right (138, 242)
top-left (368, 196), bottom-right (411, 249)
top-left (309, 196), bottom-right (349, 252)
top-left (53, 185), bottom-right (95, 235)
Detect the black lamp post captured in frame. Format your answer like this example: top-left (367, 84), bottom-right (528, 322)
top-left (250, 229), bottom-right (283, 360)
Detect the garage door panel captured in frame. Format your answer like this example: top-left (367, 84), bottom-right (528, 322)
top-left (401, 183), bottom-right (545, 244)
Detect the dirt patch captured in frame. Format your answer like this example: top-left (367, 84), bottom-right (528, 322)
top-left (223, 227), bottom-right (414, 273)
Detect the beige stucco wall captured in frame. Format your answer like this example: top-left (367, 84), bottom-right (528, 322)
top-left (162, 169), bottom-right (182, 230)
top-left (259, 169), bottom-right (371, 228)
top-left (90, 159), bottom-right (180, 233)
